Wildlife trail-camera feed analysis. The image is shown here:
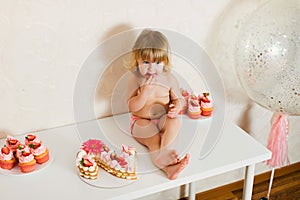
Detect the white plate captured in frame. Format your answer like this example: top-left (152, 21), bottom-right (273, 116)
top-left (0, 150), bottom-right (54, 176)
top-left (78, 167), bottom-right (137, 188)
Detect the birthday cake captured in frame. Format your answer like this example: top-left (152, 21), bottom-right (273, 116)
top-left (76, 139), bottom-right (137, 180)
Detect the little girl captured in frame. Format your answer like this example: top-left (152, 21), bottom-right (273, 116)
top-left (127, 29), bottom-right (189, 180)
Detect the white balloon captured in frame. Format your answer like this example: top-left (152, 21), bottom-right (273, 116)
top-left (235, 0), bottom-right (300, 115)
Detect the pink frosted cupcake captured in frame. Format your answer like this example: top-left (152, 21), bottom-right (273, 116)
top-left (25, 134), bottom-right (41, 145)
top-left (199, 92), bottom-right (213, 116)
top-left (29, 143), bottom-right (49, 164)
top-left (5, 136), bottom-right (20, 153)
top-left (187, 95), bottom-right (201, 119)
top-left (18, 146), bottom-right (36, 173)
top-left (0, 146), bottom-right (17, 170)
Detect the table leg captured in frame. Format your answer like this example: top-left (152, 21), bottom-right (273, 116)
top-left (189, 182), bottom-right (196, 200)
top-left (243, 164), bottom-right (255, 200)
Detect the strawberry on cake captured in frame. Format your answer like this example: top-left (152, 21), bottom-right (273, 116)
top-left (5, 136), bottom-right (20, 152)
top-left (76, 150), bottom-right (99, 180)
top-left (25, 134), bottom-right (41, 145)
top-left (0, 146), bottom-right (17, 170)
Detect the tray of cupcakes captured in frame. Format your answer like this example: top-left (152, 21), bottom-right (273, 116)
top-left (0, 134), bottom-right (53, 175)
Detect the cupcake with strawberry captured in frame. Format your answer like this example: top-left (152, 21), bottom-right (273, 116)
top-left (18, 146), bottom-right (36, 173)
top-left (29, 142), bottom-right (49, 164)
top-left (25, 133), bottom-right (49, 164)
top-left (199, 92), bottom-right (213, 116)
top-left (0, 145), bottom-right (17, 170)
top-left (25, 134), bottom-right (41, 145)
top-left (178, 88), bottom-right (190, 115)
top-left (5, 136), bottom-right (20, 153)
top-left (187, 94), bottom-right (202, 119)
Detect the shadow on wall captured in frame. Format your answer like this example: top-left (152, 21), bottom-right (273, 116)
top-left (95, 24), bottom-right (135, 119)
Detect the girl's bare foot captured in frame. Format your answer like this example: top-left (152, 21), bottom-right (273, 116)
top-left (164, 153), bottom-right (190, 180)
top-left (155, 149), bottom-right (179, 168)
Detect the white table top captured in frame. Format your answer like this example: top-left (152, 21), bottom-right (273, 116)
top-left (0, 114), bottom-right (271, 200)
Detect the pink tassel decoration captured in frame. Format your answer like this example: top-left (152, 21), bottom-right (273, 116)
top-left (266, 113), bottom-right (290, 168)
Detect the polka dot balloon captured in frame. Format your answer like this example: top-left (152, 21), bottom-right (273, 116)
top-left (235, 0), bottom-right (300, 116)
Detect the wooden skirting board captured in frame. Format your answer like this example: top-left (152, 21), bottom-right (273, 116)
top-left (187, 162), bottom-right (300, 200)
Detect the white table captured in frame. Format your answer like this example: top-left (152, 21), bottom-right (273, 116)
top-left (0, 114), bottom-right (271, 200)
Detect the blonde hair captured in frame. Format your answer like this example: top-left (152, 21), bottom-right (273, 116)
top-left (127, 29), bottom-right (171, 72)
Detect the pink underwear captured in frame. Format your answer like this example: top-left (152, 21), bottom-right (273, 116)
top-left (130, 115), bottom-right (160, 134)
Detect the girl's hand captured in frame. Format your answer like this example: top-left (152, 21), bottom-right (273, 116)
top-left (140, 74), bottom-right (157, 97)
top-left (167, 104), bottom-right (177, 118)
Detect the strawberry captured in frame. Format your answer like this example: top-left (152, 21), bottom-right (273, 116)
top-left (1, 146), bottom-right (10, 154)
top-left (82, 158), bottom-right (93, 167)
top-left (22, 151), bottom-right (31, 157)
top-left (202, 96), bottom-right (211, 103)
top-left (8, 139), bottom-right (18, 145)
top-left (26, 134), bottom-right (36, 141)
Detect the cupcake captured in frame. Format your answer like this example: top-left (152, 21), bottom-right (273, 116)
top-left (25, 134), bottom-right (41, 145)
top-left (0, 146), bottom-right (17, 170)
top-left (187, 95), bottom-right (201, 119)
top-left (18, 146), bottom-right (36, 173)
top-left (5, 136), bottom-right (20, 152)
top-left (178, 89), bottom-right (190, 115)
top-left (199, 92), bottom-right (213, 116)
top-left (29, 143), bottom-right (49, 164)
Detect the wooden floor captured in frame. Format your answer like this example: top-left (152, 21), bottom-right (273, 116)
top-left (181, 162), bottom-right (300, 200)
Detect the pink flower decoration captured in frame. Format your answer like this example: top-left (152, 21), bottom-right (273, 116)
top-left (82, 139), bottom-right (104, 154)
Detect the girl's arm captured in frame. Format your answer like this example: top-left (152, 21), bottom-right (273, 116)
top-left (168, 92), bottom-right (184, 118)
top-left (127, 74), bottom-right (154, 112)
top-left (128, 89), bottom-right (148, 112)
top-left (167, 74), bottom-right (184, 118)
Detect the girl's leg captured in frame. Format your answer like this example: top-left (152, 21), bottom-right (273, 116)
top-left (132, 119), bottom-right (178, 168)
top-left (152, 115), bottom-right (182, 167)
top-left (162, 153), bottom-right (190, 180)
top-left (158, 115), bottom-right (190, 180)
top-left (158, 115), bottom-right (181, 150)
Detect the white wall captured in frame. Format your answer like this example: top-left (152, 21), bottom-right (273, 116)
top-left (0, 0), bottom-right (299, 199)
